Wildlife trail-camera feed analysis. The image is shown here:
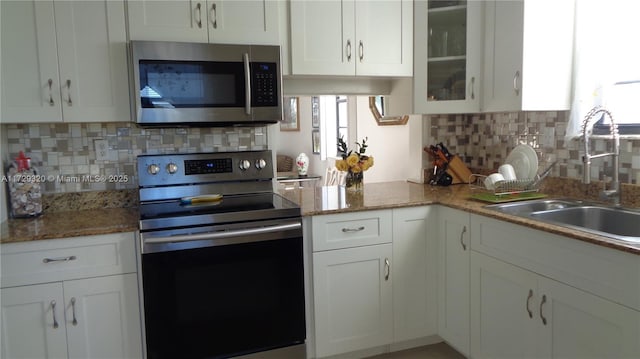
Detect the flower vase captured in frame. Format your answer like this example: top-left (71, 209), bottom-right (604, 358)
top-left (345, 170), bottom-right (363, 192)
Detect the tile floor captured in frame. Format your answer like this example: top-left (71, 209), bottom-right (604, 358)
top-left (367, 342), bottom-right (466, 359)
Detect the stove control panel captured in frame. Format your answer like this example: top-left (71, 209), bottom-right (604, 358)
top-left (137, 150), bottom-right (274, 187)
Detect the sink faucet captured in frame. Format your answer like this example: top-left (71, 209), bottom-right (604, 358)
top-left (581, 106), bottom-right (620, 206)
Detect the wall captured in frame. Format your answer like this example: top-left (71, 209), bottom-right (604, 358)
top-left (1, 123), bottom-right (268, 193)
top-left (426, 111), bottom-right (640, 185)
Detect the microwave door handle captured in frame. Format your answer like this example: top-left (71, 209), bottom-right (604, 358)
top-left (243, 53), bottom-right (251, 115)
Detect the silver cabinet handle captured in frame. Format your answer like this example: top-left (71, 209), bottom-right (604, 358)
top-left (359, 40), bottom-right (364, 61)
top-left (47, 79), bottom-right (55, 106)
top-left (540, 294), bottom-right (547, 325)
top-left (470, 76), bottom-right (476, 100)
top-left (195, 3), bottom-right (202, 28)
top-left (526, 289), bottom-right (533, 318)
top-left (460, 225), bottom-right (467, 251)
top-left (210, 3), bottom-right (217, 29)
top-left (384, 258), bottom-right (390, 281)
top-left (513, 70), bottom-right (521, 96)
top-left (51, 300), bottom-right (59, 329)
top-left (70, 297), bottom-right (78, 326)
top-left (341, 226), bottom-right (364, 233)
top-left (66, 79), bottom-right (72, 106)
top-left (243, 53), bottom-right (251, 115)
top-left (346, 40), bottom-right (352, 62)
top-left (43, 255), bottom-right (76, 263)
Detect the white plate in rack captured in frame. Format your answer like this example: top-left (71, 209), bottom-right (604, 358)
top-left (505, 144), bottom-right (538, 180)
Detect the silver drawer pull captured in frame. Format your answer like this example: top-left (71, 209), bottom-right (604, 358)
top-left (384, 258), bottom-right (390, 281)
top-left (43, 255), bottom-right (76, 263)
top-left (47, 78), bottom-right (55, 106)
top-left (71, 297), bottom-right (78, 326)
top-left (51, 300), bottom-right (59, 329)
top-left (526, 289), bottom-right (533, 318)
top-left (341, 226), bottom-right (365, 233)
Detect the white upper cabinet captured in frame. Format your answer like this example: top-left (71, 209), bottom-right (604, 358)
top-left (127, 0), bottom-right (279, 45)
top-left (482, 0), bottom-right (575, 112)
top-left (414, 0), bottom-right (483, 114)
top-left (1, 0), bottom-right (130, 123)
top-left (290, 0), bottom-right (412, 76)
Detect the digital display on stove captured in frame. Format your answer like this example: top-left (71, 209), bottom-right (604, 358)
top-left (184, 158), bottom-right (233, 175)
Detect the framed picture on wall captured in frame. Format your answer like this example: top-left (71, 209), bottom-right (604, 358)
top-left (312, 129), bottom-right (320, 154)
top-left (280, 97), bottom-right (299, 131)
top-left (311, 96), bottom-right (320, 128)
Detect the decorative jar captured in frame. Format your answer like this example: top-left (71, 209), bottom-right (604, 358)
top-left (296, 152), bottom-right (309, 176)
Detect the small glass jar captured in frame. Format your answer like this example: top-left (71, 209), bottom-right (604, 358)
top-left (6, 163), bottom-right (43, 218)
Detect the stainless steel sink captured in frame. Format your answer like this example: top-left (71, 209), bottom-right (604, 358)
top-left (485, 199), bottom-right (583, 216)
top-left (485, 199), bottom-right (640, 243)
top-left (530, 206), bottom-right (640, 242)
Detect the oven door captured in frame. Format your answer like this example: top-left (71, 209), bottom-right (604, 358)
top-left (140, 219), bottom-right (305, 359)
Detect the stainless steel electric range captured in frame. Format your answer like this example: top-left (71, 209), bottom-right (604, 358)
top-left (137, 150), bottom-right (305, 359)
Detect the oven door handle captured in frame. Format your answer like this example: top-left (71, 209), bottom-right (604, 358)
top-left (143, 221), bottom-right (301, 245)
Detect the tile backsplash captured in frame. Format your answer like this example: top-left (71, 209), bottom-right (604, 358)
top-left (3, 123), bottom-right (267, 193)
top-left (427, 111), bottom-right (640, 185)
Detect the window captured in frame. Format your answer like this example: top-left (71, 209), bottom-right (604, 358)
top-left (317, 96), bottom-right (349, 160)
top-left (336, 96), bottom-right (348, 156)
top-left (567, 1), bottom-right (640, 137)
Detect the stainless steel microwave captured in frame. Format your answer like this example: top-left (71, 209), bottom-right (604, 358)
top-left (130, 41), bottom-right (282, 126)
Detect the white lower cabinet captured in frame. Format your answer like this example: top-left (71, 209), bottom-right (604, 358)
top-left (0, 233), bottom-right (143, 359)
top-left (313, 243), bottom-right (393, 357)
top-left (469, 214), bottom-right (640, 359)
top-left (471, 251), bottom-right (640, 359)
top-left (392, 206), bottom-right (437, 343)
top-left (310, 207), bottom-right (435, 358)
top-left (437, 206), bottom-right (471, 357)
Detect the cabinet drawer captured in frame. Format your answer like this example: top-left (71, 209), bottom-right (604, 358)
top-left (311, 210), bottom-right (392, 252)
top-left (1, 232), bottom-right (137, 288)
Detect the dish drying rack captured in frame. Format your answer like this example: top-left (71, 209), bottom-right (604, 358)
top-left (468, 174), bottom-right (542, 196)
top-left (468, 161), bottom-right (556, 197)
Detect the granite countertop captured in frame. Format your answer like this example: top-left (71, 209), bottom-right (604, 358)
top-left (278, 181), bottom-right (640, 256)
top-left (3, 181), bottom-right (640, 256)
top-left (1, 207), bottom-right (139, 244)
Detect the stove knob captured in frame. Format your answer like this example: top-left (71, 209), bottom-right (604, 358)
top-left (147, 164), bottom-right (160, 175)
top-left (255, 159), bottom-right (267, 170)
top-left (239, 159), bottom-right (251, 171)
top-left (166, 162), bottom-right (178, 174)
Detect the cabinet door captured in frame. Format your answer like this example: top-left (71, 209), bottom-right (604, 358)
top-left (207, 0), bottom-right (279, 45)
top-left (1, 0), bottom-right (63, 123)
top-left (482, 0), bottom-right (524, 112)
top-left (414, 1), bottom-right (482, 114)
top-left (354, 0), bottom-right (412, 76)
top-left (54, 0), bottom-right (130, 123)
top-left (470, 251), bottom-right (538, 359)
top-left (290, 0), bottom-right (355, 76)
top-left (438, 206), bottom-right (470, 356)
top-left (538, 277), bottom-right (640, 359)
top-left (64, 273), bottom-right (143, 359)
top-left (392, 206), bottom-right (436, 342)
top-left (313, 243), bottom-right (393, 357)
top-left (1, 283), bottom-right (68, 358)
top-left (127, 0), bottom-right (208, 42)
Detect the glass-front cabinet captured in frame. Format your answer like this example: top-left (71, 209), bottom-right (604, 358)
top-left (414, 1), bottom-right (483, 114)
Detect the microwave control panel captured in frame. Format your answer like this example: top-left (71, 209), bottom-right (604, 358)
top-left (251, 62), bottom-right (278, 107)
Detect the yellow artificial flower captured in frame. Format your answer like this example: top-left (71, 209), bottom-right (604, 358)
top-left (346, 153), bottom-right (360, 167)
top-left (335, 159), bottom-right (348, 172)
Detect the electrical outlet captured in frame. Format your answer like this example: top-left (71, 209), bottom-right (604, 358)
top-left (94, 139), bottom-right (109, 161)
